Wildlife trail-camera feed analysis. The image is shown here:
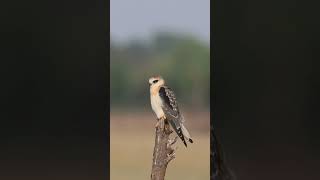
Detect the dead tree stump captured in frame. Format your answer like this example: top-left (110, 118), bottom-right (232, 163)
top-left (151, 122), bottom-right (177, 180)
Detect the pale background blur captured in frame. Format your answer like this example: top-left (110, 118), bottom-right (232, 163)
top-left (111, 0), bottom-right (210, 179)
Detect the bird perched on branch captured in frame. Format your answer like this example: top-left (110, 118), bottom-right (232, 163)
top-left (149, 75), bottom-right (193, 147)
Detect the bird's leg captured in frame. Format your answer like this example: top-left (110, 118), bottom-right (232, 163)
top-left (155, 119), bottom-right (160, 128)
top-left (155, 116), bottom-right (165, 130)
top-left (159, 116), bottom-right (165, 130)
top-left (155, 116), bottom-right (166, 130)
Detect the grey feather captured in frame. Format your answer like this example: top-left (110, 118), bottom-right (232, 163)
top-left (159, 86), bottom-right (193, 147)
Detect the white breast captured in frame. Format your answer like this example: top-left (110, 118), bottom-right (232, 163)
top-left (150, 93), bottom-right (165, 119)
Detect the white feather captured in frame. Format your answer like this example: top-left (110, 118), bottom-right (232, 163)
top-left (150, 93), bottom-right (165, 119)
top-left (181, 123), bottom-right (192, 141)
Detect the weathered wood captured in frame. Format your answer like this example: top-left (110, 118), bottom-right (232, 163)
top-left (151, 121), bottom-right (177, 180)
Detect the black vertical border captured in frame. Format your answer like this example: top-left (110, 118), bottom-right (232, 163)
top-left (105, 0), bottom-right (111, 177)
top-left (0, 0), bottom-right (110, 179)
top-left (211, 0), bottom-right (320, 179)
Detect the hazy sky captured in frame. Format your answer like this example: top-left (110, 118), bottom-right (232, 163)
top-left (111, 0), bottom-right (210, 42)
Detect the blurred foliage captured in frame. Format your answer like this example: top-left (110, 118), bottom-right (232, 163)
top-left (111, 32), bottom-right (210, 109)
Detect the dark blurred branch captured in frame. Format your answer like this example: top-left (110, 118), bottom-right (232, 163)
top-left (211, 127), bottom-right (235, 180)
top-left (151, 121), bottom-right (177, 180)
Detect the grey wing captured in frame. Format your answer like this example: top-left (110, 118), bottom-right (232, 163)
top-left (159, 86), bottom-right (180, 120)
top-left (159, 86), bottom-right (187, 147)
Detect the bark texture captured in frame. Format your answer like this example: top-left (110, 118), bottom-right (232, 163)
top-left (151, 122), bottom-right (177, 180)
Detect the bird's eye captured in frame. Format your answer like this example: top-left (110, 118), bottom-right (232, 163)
top-left (153, 80), bottom-right (159, 83)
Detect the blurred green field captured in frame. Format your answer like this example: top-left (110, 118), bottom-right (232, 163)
top-left (110, 111), bottom-right (210, 180)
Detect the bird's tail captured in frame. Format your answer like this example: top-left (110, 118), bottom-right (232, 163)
top-left (181, 123), bottom-right (193, 143)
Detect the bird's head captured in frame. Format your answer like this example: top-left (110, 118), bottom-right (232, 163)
top-left (149, 75), bottom-right (165, 88)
